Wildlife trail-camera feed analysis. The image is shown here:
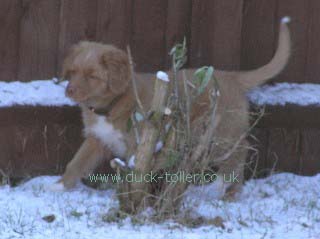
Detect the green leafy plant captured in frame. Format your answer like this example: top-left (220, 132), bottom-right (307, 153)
top-left (169, 37), bottom-right (187, 71)
top-left (193, 66), bottom-right (214, 95)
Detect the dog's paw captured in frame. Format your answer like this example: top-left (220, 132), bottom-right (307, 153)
top-left (47, 182), bottom-right (65, 192)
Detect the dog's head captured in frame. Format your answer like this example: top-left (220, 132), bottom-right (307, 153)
top-left (62, 42), bottom-right (130, 105)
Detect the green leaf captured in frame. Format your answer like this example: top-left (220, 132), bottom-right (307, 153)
top-left (165, 149), bottom-right (181, 168)
top-left (126, 118), bottom-right (133, 132)
top-left (169, 37), bottom-right (187, 70)
top-left (193, 66), bottom-right (215, 95)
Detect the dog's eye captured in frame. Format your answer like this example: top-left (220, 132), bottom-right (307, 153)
top-left (87, 76), bottom-right (100, 82)
top-left (65, 70), bottom-right (76, 79)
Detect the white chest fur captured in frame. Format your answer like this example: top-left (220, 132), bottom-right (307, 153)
top-left (84, 115), bottom-right (126, 157)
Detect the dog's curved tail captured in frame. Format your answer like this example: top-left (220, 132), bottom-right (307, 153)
top-left (239, 16), bottom-right (291, 89)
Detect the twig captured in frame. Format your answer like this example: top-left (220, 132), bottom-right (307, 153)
top-left (214, 107), bottom-right (265, 163)
top-left (126, 46), bottom-right (146, 117)
top-left (172, 58), bottom-right (179, 104)
top-left (131, 114), bottom-right (140, 145)
top-left (182, 70), bottom-right (191, 146)
top-left (188, 77), bottom-right (220, 165)
top-left (118, 74), bottom-right (170, 212)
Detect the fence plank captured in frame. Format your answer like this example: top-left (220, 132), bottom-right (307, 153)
top-left (300, 130), bottom-right (320, 175)
top-left (189, 0), bottom-right (213, 67)
top-left (164, 0), bottom-right (192, 68)
top-left (241, 0), bottom-right (277, 73)
top-left (57, 0), bottom-right (98, 75)
top-left (189, 0), bottom-right (242, 70)
top-left (0, 0), bottom-right (22, 82)
top-left (305, 0), bottom-right (320, 83)
top-left (18, 0), bottom-right (60, 82)
top-left (266, 129), bottom-right (301, 174)
top-left (276, 0), bottom-right (309, 83)
top-left (209, 0), bottom-right (243, 70)
top-left (96, 0), bottom-right (133, 49)
top-left (130, 0), bottom-right (168, 72)
top-left (0, 107), bottom-right (83, 177)
top-left (246, 128), bottom-right (269, 178)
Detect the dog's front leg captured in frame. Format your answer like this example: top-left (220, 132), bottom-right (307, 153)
top-left (59, 136), bottom-right (109, 189)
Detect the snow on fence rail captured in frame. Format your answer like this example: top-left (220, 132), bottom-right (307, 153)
top-left (0, 79), bottom-right (75, 107)
top-left (2, 79), bottom-right (320, 107)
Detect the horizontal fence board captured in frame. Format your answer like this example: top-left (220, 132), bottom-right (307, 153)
top-left (300, 129), bottom-right (320, 175)
top-left (266, 129), bottom-right (301, 174)
top-left (0, 104), bottom-right (319, 176)
top-left (252, 104), bottom-right (320, 129)
top-left (0, 106), bottom-right (112, 176)
top-left (0, 107), bottom-right (82, 176)
top-left (246, 128), bottom-right (269, 178)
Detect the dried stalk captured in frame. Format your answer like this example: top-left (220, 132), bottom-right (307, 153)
top-left (130, 114), bottom-right (140, 145)
top-left (126, 46), bottom-right (146, 117)
top-left (214, 107), bottom-right (264, 163)
top-left (119, 75), bottom-right (169, 213)
top-left (182, 70), bottom-right (191, 146)
top-left (187, 82), bottom-right (220, 168)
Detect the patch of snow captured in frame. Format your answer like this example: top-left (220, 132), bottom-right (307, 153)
top-left (164, 107), bottom-right (172, 115)
top-left (2, 80), bottom-right (318, 108)
top-left (47, 182), bottom-right (65, 192)
top-left (186, 176), bottom-right (230, 200)
top-left (0, 173), bottom-right (319, 239)
top-left (165, 123), bottom-right (171, 133)
top-left (0, 79), bottom-right (76, 107)
top-left (156, 71), bottom-right (169, 82)
top-left (154, 141), bottom-right (164, 153)
top-left (248, 83), bottom-right (320, 106)
top-left (128, 155), bottom-right (136, 169)
top-left (113, 158), bottom-right (126, 167)
top-left (281, 16), bottom-right (291, 24)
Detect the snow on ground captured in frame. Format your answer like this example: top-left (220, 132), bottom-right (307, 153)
top-left (247, 83), bottom-right (320, 106)
top-left (1, 79), bottom-right (320, 107)
top-left (0, 173), bottom-right (319, 239)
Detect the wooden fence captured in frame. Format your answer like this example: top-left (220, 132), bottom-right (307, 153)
top-left (2, 0), bottom-right (320, 83)
top-left (1, 0), bottom-right (320, 177)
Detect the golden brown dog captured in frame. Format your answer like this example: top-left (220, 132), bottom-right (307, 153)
top-left (57, 18), bottom-right (291, 197)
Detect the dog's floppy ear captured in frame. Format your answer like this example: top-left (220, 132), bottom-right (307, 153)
top-left (100, 46), bottom-right (131, 94)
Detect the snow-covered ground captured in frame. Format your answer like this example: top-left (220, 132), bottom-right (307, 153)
top-left (0, 173), bottom-right (319, 239)
top-left (1, 79), bottom-right (320, 107)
